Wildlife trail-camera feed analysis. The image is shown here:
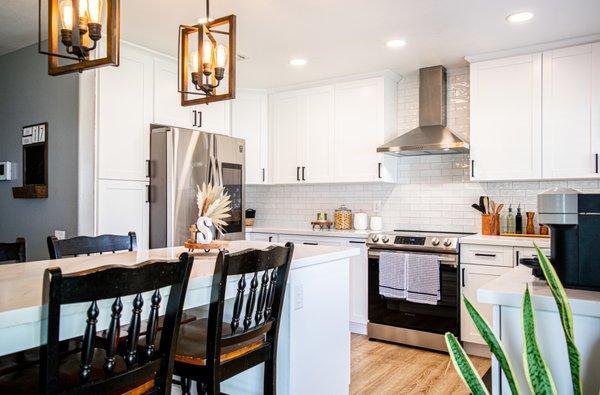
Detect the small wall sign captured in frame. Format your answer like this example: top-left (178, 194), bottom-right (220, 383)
top-left (22, 123), bottom-right (46, 145)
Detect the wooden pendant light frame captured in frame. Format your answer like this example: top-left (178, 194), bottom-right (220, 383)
top-left (178, 15), bottom-right (236, 106)
top-left (39, 0), bottom-right (120, 76)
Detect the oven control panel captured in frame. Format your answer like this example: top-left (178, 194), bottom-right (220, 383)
top-left (366, 232), bottom-right (459, 253)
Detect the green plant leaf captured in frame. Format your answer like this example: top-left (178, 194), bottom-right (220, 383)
top-left (463, 297), bottom-right (520, 395)
top-left (535, 245), bottom-right (582, 395)
top-left (444, 332), bottom-right (489, 395)
top-left (522, 286), bottom-right (557, 395)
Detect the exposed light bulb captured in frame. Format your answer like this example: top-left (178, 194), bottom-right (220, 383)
top-left (87, 0), bottom-right (103, 23)
top-left (59, 0), bottom-right (74, 30)
top-left (216, 44), bottom-right (227, 68)
top-left (202, 40), bottom-right (213, 65)
top-left (289, 58), bottom-right (307, 66)
top-left (386, 39), bottom-right (407, 48)
top-left (191, 50), bottom-right (200, 72)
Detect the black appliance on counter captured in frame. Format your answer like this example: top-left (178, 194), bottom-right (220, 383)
top-left (538, 188), bottom-right (600, 291)
top-left (366, 230), bottom-right (470, 352)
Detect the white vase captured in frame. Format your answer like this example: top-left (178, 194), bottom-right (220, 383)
top-left (196, 216), bottom-right (214, 244)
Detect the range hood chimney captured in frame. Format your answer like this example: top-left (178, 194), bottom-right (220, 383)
top-left (377, 65), bottom-right (470, 156)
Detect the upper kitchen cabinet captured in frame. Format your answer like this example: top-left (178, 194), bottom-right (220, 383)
top-left (198, 100), bottom-right (231, 136)
top-left (231, 90), bottom-right (269, 184)
top-left (542, 43), bottom-right (600, 179)
top-left (333, 76), bottom-right (398, 183)
top-left (270, 90), bottom-right (305, 183)
top-left (97, 43), bottom-right (153, 181)
top-left (470, 53), bottom-right (542, 181)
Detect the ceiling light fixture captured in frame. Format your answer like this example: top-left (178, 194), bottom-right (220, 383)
top-left (386, 39), bottom-right (407, 48)
top-left (178, 0), bottom-right (236, 106)
top-left (289, 58), bottom-right (307, 66)
top-left (38, 0), bottom-right (120, 76)
top-left (506, 11), bottom-right (534, 23)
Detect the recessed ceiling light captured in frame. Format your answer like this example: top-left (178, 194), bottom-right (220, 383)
top-left (386, 39), bottom-right (407, 48)
top-left (506, 11), bottom-right (534, 23)
top-left (289, 58), bottom-right (307, 66)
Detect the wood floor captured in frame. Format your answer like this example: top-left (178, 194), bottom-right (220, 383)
top-left (350, 334), bottom-right (491, 394)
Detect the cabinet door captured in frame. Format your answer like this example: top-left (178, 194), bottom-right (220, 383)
top-left (277, 235), bottom-right (342, 247)
top-left (231, 91), bottom-right (268, 184)
top-left (97, 44), bottom-right (153, 181)
top-left (153, 57), bottom-right (190, 127)
top-left (470, 54), bottom-right (542, 181)
top-left (97, 179), bottom-right (149, 250)
top-left (460, 263), bottom-right (510, 344)
top-left (543, 44), bottom-right (600, 179)
top-left (198, 100), bottom-right (231, 136)
top-left (270, 92), bottom-right (303, 183)
top-left (333, 79), bottom-right (385, 182)
top-left (302, 86), bottom-right (334, 183)
top-left (347, 240), bottom-right (368, 331)
top-left (246, 233), bottom-right (278, 242)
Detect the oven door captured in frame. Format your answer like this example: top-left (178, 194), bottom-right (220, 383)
top-left (368, 249), bottom-right (459, 336)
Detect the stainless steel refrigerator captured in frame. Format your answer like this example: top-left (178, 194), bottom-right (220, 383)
top-left (149, 125), bottom-right (245, 248)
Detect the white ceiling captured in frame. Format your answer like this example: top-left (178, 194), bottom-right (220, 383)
top-left (1, 0), bottom-right (599, 88)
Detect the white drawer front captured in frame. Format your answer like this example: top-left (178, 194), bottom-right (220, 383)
top-left (460, 244), bottom-right (514, 267)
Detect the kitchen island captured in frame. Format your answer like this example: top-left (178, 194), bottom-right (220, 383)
top-left (0, 241), bottom-right (359, 394)
top-left (478, 265), bottom-right (600, 394)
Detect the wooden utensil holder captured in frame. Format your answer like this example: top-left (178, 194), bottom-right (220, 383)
top-left (482, 214), bottom-right (500, 235)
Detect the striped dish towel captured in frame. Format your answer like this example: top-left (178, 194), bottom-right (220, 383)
top-left (406, 254), bottom-right (440, 305)
top-left (378, 252), bottom-right (407, 299)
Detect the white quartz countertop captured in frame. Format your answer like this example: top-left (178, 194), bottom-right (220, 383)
top-left (460, 233), bottom-right (551, 248)
top-left (246, 226), bottom-right (373, 239)
top-left (0, 240), bottom-right (358, 318)
top-left (478, 265), bottom-right (600, 317)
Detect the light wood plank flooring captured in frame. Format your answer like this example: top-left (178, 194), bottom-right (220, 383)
top-left (350, 334), bottom-right (491, 394)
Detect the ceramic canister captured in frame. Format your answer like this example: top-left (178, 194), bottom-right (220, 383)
top-left (370, 216), bottom-right (383, 231)
top-left (353, 212), bottom-right (368, 230)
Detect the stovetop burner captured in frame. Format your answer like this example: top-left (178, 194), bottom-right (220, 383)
top-left (366, 229), bottom-right (472, 254)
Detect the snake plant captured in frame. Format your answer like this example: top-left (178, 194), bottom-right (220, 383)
top-left (445, 245), bottom-right (584, 395)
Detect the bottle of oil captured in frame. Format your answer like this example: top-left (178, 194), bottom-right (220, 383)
top-left (505, 205), bottom-right (516, 234)
top-left (515, 204), bottom-right (523, 234)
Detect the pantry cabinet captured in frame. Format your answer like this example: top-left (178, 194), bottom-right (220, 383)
top-left (231, 90), bottom-right (269, 184)
top-left (469, 53), bottom-right (542, 181)
top-left (542, 43), bottom-right (600, 179)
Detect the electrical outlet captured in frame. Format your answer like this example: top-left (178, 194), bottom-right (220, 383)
top-left (373, 200), bottom-right (382, 214)
top-left (294, 284), bottom-right (304, 310)
top-left (54, 230), bottom-right (66, 240)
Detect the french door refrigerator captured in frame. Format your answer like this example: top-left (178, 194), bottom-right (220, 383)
top-left (149, 125), bottom-right (245, 248)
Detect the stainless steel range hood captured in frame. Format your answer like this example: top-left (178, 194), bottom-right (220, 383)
top-left (377, 66), bottom-right (469, 156)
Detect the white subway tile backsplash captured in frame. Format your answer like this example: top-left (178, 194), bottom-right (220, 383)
top-left (247, 66), bottom-right (600, 233)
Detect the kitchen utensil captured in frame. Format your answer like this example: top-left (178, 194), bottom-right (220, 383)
top-left (483, 196), bottom-right (490, 215)
top-left (496, 204), bottom-right (504, 214)
top-left (370, 216), bottom-right (383, 231)
top-left (471, 203), bottom-right (485, 214)
top-left (479, 196), bottom-right (485, 213)
top-left (334, 205), bottom-right (353, 230)
top-left (490, 200), bottom-right (497, 215)
top-left (353, 212), bottom-right (368, 230)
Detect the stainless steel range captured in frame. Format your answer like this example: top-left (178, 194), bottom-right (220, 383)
top-left (367, 230), bottom-right (468, 352)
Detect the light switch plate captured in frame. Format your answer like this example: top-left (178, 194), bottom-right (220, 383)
top-left (54, 230), bottom-right (66, 240)
top-left (373, 200), bottom-right (382, 213)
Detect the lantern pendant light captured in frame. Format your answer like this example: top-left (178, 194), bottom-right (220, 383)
top-left (38, 0), bottom-right (120, 76)
top-left (178, 0), bottom-right (236, 106)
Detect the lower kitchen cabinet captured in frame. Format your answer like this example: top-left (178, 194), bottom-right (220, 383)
top-left (460, 263), bottom-right (511, 344)
top-left (347, 239), bottom-right (368, 334)
top-left (246, 232), bottom-right (278, 242)
top-left (97, 179), bottom-right (149, 250)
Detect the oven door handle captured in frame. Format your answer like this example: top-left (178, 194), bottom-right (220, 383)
top-left (367, 251), bottom-right (458, 267)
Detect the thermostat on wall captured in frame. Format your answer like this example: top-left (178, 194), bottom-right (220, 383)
top-left (0, 161), bottom-right (15, 181)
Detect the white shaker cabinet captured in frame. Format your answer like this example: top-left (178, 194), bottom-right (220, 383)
top-left (231, 90), bottom-right (269, 184)
top-left (97, 179), bottom-right (149, 250)
top-left (301, 86), bottom-right (335, 183)
top-left (333, 77), bottom-right (398, 183)
top-left (347, 239), bottom-right (368, 334)
top-left (470, 53), bottom-right (542, 181)
top-left (198, 100), bottom-right (231, 136)
top-left (97, 43), bottom-right (153, 181)
top-left (270, 91), bottom-right (305, 184)
top-left (542, 43), bottom-right (600, 179)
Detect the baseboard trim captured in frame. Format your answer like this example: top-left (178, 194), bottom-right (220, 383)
top-left (350, 321), bottom-right (367, 335)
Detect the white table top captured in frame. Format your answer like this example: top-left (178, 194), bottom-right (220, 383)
top-left (460, 233), bottom-right (551, 248)
top-left (0, 240), bottom-right (358, 317)
top-left (478, 265), bottom-right (600, 317)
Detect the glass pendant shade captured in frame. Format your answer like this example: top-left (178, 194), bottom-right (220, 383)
top-left (87, 0), bottom-right (103, 23)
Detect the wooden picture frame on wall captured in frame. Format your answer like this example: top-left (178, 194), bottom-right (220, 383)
top-left (12, 123), bottom-right (49, 199)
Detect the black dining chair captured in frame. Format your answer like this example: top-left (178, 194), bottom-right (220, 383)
top-left (0, 253), bottom-right (194, 394)
top-left (47, 232), bottom-right (137, 259)
top-left (0, 237), bottom-right (26, 263)
top-left (168, 243), bottom-right (294, 395)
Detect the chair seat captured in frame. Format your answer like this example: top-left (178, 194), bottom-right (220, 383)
top-left (0, 348), bottom-right (154, 395)
top-left (171, 318), bottom-right (266, 366)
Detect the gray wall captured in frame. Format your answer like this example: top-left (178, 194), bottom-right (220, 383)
top-left (0, 43), bottom-right (79, 261)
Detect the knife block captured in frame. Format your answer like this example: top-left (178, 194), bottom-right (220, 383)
top-left (482, 214), bottom-right (500, 235)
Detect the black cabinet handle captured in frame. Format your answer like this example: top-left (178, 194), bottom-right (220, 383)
top-left (378, 162), bottom-right (382, 179)
top-left (296, 166), bottom-right (300, 181)
top-left (303, 242), bottom-right (318, 246)
top-left (268, 236), bottom-right (273, 242)
top-left (471, 160), bottom-right (475, 178)
top-left (349, 240), bottom-right (365, 244)
top-left (302, 166), bottom-right (306, 181)
top-left (145, 185), bottom-right (150, 203)
top-left (475, 253), bottom-right (496, 257)
top-left (146, 160), bottom-right (151, 178)
top-left (262, 168), bottom-right (265, 182)
top-left (595, 154), bottom-right (598, 174)
top-left (461, 268), bottom-right (466, 287)
top-left (516, 250), bottom-right (520, 266)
